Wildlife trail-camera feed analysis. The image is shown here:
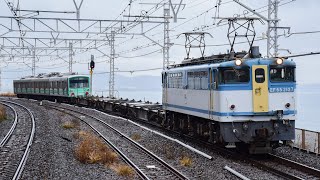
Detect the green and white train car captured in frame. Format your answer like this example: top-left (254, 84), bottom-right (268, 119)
top-left (13, 73), bottom-right (90, 99)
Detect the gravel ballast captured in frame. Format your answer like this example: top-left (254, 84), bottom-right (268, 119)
top-left (8, 98), bottom-right (133, 180)
top-left (273, 146), bottom-right (320, 170)
top-left (0, 104), bottom-right (15, 143)
top-left (57, 103), bottom-right (282, 180)
top-left (6, 98), bottom-right (320, 180)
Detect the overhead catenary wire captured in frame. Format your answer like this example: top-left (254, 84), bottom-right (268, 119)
top-left (2, 0), bottom-right (319, 80)
top-left (115, 0), bottom-right (297, 56)
top-left (46, 0), bottom-right (167, 62)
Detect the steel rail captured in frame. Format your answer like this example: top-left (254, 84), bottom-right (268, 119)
top-left (71, 102), bottom-right (308, 180)
top-left (48, 105), bottom-right (149, 180)
top-left (48, 103), bottom-right (189, 180)
top-left (0, 100), bottom-right (36, 180)
top-left (0, 103), bottom-right (18, 148)
top-left (39, 99), bottom-right (318, 180)
top-left (224, 166), bottom-right (250, 180)
top-left (268, 153), bottom-right (320, 178)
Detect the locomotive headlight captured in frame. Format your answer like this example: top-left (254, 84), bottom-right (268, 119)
top-left (235, 59), bottom-right (242, 66)
top-left (276, 58), bottom-right (283, 65)
top-left (274, 122), bottom-right (279, 129)
top-left (230, 104), bottom-right (235, 110)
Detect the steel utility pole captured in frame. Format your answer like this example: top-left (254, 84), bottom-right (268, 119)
top-left (139, 0), bottom-right (185, 69)
top-left (73, 0), bottom-right (84, 31)
top-left (32, 48), bottom-right (36, 76)
top-left (109, 31), bottom-right (115, 99)
top-left (233, 0), bottom-right (290, 57)
top-left (73, 0), bottom-right (84, 19)
top-left (69, 42), bottom-right (73, 73)
top-left (267, 0), bottom-right (279, 57)
top-left (163, 3), bottom-right (170, 69)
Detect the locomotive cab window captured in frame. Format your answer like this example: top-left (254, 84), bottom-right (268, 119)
top-left (255, 68), bottom-right (265, 83)
top-left (219, 67), bottom-right (250, 84)
top-left (270, 66), bottom-right (295, 82)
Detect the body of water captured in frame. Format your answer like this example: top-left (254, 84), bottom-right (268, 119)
top-left (115, 84), bottom-right (320, 132)
top-left (296, 84), bottom-right (320, 132)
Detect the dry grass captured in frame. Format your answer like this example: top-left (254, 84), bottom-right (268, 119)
top-left (130, 133), bottom-right (141, 141)
top-left (110, 164), bottom-right (134, 177)
top-left (180, 156), bottom-right (192, 167)
top-left (62, 118), bottom-right (80, 129)
top-left (0, 92), bottom-right (16, 97)
top-left (0, 105), bottom-right (7, 122)
top-left (74, 132), bottom-right (118, 165)
top-left (62, 121), bottom-right (76, 129)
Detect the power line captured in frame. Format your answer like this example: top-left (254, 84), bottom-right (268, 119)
top-left (118, 49), bottom-right (162, 58)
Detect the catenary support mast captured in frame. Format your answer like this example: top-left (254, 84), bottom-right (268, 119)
top-left (109, 31), bottom-right (115, 98)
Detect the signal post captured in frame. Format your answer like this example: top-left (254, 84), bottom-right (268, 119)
top-left (89, 55), bottom-right (95, 96)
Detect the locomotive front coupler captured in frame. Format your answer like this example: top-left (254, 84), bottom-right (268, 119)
top-left (276, 110), bottom-right (283, 120)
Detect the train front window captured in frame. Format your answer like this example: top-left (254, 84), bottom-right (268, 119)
top-left (270, 66), bottom-right (295, 82)
top-left (219, 67), bottom-right (250, 84)
top-left (70, 78), bottom-right (89, 88)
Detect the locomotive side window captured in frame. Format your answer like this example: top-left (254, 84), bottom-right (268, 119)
top-left (219, 67), bottom-right (250, 84)
top-left (255, 68), bottom-right (265, 83)
top-left (168, 72), bottom-right (183, 88)
top-left (187, 71), bottom-right (208, 90)
top-left (270, 66), bottom-right (295, 82)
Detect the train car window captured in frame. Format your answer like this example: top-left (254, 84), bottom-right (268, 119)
top-left (255, 69), bottom-right (265, 83)
top-left (70, 78), bottom-right (89, 88)
top-left (219, 67), bottom-right (250, 84)
top-left (270, 66), bottom-right (295, 82)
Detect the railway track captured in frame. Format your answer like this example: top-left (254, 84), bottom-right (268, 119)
top-left (257, 153), bottom-right (320, 180)
top-left (0, 100), bottom-right (36, 180)
top-left (70, 102), bottom-right (320, 180)
top-left (47, 102), bottom-right (188, 180)
top-left (27, 99), bottom-right (320, 180)
top-left (168, 130), bottom-right (320, 179)
top-left (163, 123), bottom-right (320, 180)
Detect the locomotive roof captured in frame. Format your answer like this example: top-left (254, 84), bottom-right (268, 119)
top-left (164, 58), bottom-right (296, 72)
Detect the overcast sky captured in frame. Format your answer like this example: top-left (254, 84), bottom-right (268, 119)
top-left (0, 0), bottom-right (319, 92)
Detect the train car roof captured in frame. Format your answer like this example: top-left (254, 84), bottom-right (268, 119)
top-left (164, 58), bottom-right (296, 72)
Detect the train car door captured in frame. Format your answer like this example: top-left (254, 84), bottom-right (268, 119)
top-left (209, 69), bottom-right (217, 119)
top-left (162, 73), bottom-right (168, 108)
top-left (209, 69), bottom-right (214, 119)
top-left (252, 65), bottom-right (269, 113)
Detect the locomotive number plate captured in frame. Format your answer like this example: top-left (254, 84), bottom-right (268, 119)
top-left (269, 87), bottom-right (294, 93)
